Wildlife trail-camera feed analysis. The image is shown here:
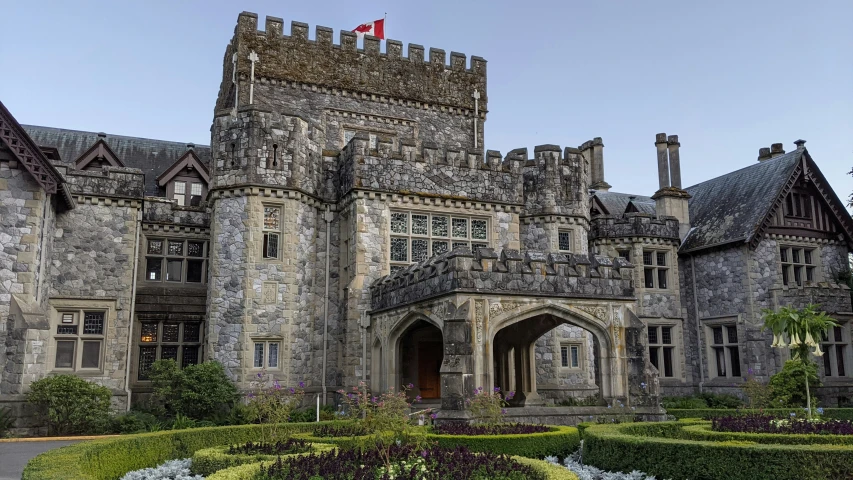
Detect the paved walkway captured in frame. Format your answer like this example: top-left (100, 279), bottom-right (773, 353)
top-left (0, 440), bottom-right (80, 480)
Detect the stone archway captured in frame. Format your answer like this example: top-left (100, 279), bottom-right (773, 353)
top-left (488, 304), bottom-right (619, 406)
top-left (383, 312), bottom-right (444, 398)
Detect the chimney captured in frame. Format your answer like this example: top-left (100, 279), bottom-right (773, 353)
top-left (794, 139), bottom-right (806, 150)
top-left (589, 137), bottom-right (611, 192)
top-left (652, 132), bottom-right (691, 240)
top-left (757, 147), bottom-right (772, 162)
top-left (667, 135), bottom-right (682, 188)
top-left (187, 143), bottom-right (195, 150)
top-left (655, 133), bottom-right (670, 189)
top-left (97, 132), bottom-right (107, 139)
top-left (770, 143), bottom-right (785, 158)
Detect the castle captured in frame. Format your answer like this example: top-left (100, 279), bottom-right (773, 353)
top-left (2, 11), bottom-right (853, 426)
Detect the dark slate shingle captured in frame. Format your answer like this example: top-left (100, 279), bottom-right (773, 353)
top-left (682, 151), bottom-right (801, 252)
top-left (22, 125), bottom-right (212, 197)
top-left (592, 191), bottom-right (657, 215)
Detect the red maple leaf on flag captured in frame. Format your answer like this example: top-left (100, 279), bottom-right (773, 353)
top-left (353, 23), bottom-right (372, 33)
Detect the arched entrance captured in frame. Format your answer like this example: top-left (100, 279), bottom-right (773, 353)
top-left (489, 305), bottom-right (617, 406)
top-left (397, 320), bottom-right (443, 399)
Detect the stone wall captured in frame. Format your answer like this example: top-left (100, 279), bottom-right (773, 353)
top-left (142, 197), bottom-right (209, 228)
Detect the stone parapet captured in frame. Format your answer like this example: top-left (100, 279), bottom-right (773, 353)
top-left (589, 214), bottom-right (680, 241)
top-left (219, 13), bottom-right (487, 113)
top-left (777, 282), bottom-right (851, 314)
top-left (142, 197), bottom-right (209, 228)
top-left (370, 247), bottom-right (635, 311)
top-left (61, 165), bottom-right (145, 199)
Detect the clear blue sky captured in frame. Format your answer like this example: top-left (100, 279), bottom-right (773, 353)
top-left (3, 0), bottom-right (852, 201)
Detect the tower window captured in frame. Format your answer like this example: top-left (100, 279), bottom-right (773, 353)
top-left (263, 206), bottom-right (282, 260)
top-left (558, 230), bottom-right (572, 252)
top-left (643, 250), bottom-right (669, 289)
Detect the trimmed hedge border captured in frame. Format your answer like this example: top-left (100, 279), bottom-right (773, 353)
top-left (22, 421), bottom-right (353, 480)
top-left (191, 442), bottom-right (337, 476)
top-left (584, 421), bottom-right (853, 480)
top-left (678, 423), bottom-right (853, 446)
top-left (667, 408), bottom-right (853, 420)
top-left (295, 425), bottom-right (580, 459)
top-left (207, 454), bottom-right (580, 480)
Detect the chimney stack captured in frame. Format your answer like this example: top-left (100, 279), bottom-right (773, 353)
top-left (794, 139), bottom-right (806, 150)
top-left (655, 133), bottom-right (670, 189)
top-left (757, 147), bottom-right (772, 162)
top-left (589, 137), bottom-right (611, 192)
top-left (97, 132), bottom-right (107, 139)
top-left (667, 135), bottom-right (682, 188)
top-left (770, 143), bottom-right (786, 158)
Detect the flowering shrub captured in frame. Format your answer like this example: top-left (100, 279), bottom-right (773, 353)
top-left (257, 444), bottom-right (544, 479)
top-left (227, 438), bottom-right (311, 455)
top-left (312, 423), bottom-right (370, 437)
top-left (336, 381), bottom-right (371, 420)
top-left (246, 370), bottom-right (305, 442)
top-left (712, 413), bottom-right (853, 435)
top-left (118, 459), bottom-right (202, 480)
top-left (433, 422), bottom-right (550, 435)
top-left (467, 387), bottom-right (515, 424)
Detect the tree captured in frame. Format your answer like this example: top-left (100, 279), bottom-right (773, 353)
top-left (763, 304), bottom-right (837, 418)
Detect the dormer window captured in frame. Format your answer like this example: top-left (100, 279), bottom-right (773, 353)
top-left (156, 149), bottom-right (210, 206)
top-left (174, 181), bottom-right (186, 206)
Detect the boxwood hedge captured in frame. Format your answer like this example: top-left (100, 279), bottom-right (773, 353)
top-left (22, 421), bottom-right (352, 480)
top-left (666, 408), bottom-right (853, 421)
top-left (206, 454), bottom-right (579, 480)
top-left (191, 442), bottom-right (336, 476)
top-left (583, 421), bottom-right (853, 480)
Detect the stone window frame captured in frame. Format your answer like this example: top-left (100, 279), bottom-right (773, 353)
top-left (144, 237), bottom-right (208, 284)
top-left (559, 342), bottom-right (583, 370)
top-left (48, 299), bottom-right (116, 376)
top-left (251, 338), bottom-right (283, 370)
top-left (647, 323), bottom-right (678, 379)
top-left (779, 244), bottom-right (819, 287)
top-left (135, 319), bottom-right (203, 381)
top-left (262, 204), bottom-right (283, 260)
top-left (703, 317), bottom-right (743, 380)
top-left (617, 249), bottom-right (631, 263)
top-left (821, 320), bottom-right (851, 379)
top-left (388, 210), bottom-right (490, 272)
top-left (642, 249), bottom-right (669, 290)
top-left (557, 230), bottom-right (573, 253)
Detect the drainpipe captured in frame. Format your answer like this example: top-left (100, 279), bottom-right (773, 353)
top-left (690, 255), bottom-right (705, 393)
top-left (322, 206), bottom-right (333, 404)
top-left (124, 201), bottom-right (143, 411)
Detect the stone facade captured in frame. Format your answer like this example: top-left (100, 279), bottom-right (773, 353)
top-left (3, 11), bottom-right (853, 433)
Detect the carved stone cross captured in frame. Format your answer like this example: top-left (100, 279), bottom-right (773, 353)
top-left (473, 89), bottom-right (480, 149)
top-left (248, 50), bottom-right (259, 105)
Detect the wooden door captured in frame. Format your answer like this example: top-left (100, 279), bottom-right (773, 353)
top-left (417, 342), bottom-right (442, 399)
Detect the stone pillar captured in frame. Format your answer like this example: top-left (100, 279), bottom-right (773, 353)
top-left (655, 133), bottom-right (670, 189)
top-left (667, 135), bottom-right (682, 189)
top-left (436, 301), bottom-right (475, 424)
top-left (624, 309), bottom-right (663, 410)
top-left (589, 137), bottom-right (611, 192)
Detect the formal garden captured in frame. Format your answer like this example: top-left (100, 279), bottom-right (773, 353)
top-left (9, 305), bottom-right (853, 479)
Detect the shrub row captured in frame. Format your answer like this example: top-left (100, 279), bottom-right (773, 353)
top-left (191, 442), bottom-right (336, 476)
top-left (679, 423), bottom-right (853, 446)
top-left (206, 454), bottom-right (579, 480)
top-left (293, 425), bottom-right (580, 459)
top-left (666, 408), bottom-right (853, 421)
top-left (583, 421), bottom-right (853, 480)
top-left (22, 421), bottom-right (352, 480)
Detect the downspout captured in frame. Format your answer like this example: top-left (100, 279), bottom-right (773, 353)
top-left (690, 254), bottom-right (705, 393)
top-left (124, 199), bottom-right (143, 411)
top-left (322, 206), bottom-right (333, 404)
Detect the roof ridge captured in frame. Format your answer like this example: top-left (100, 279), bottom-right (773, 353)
top-left (21, 124), bottom-right (211, 150)
top-left (685, 149), bottom-right (801, 191)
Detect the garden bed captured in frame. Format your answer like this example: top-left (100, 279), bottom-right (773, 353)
top-left (21, 421), bottom-right (352, 480)
top-left (665, 407), bottom-right (853, 421)
top-left (207, 445), bottom-right (578, 480)
top-left (583, 420), bottom-right (853, 480)
top-left (191, 440), bottom-right (336, 476)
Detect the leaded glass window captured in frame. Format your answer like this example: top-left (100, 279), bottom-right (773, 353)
top-left (145, 238), bottom-right (208, 284)
top-left (558, 230), bottom-right (572, 252)
top-left (53, 309), bottom-right (106, 372)
top-left (263, 206), bottom-right (281, 259)
top-left (136, 321), bottom-right (204, 380)
top-left (389, 211), bottom-right (490, 270)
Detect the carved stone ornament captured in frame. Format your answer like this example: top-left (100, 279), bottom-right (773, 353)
top-left (474, 300), bottom-right (485, 344)
top-left (576, 305), bottom-right (607, 321)
top-left (442, 355), bottom-right (461, 368)
top-left (261, 282), bottom-right (277, 305)
top-left (488, 301), bottom-right (523, 318)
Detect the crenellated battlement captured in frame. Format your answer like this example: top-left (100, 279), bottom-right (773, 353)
top-left (217, 12), bottom-right (487, 113)
top-left (589, 214), bottom-right (681, 241)
top-left (370, 247), bottom-right (635, 312)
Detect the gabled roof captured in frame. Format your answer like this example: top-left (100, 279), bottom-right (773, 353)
top-left (74, 138), bottom-right (125, 169)
top-left (681, 149), bottom-right (853, 253)
top-left (156, 149), bottom-right (210, 187)
top-left (0, 101), bottom-right (73, 209)
top-left (22, 125), bottom-right (212, 197)
top-left (591, 191), bottom-right (656, 216)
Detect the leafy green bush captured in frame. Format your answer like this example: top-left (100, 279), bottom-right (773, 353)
top-left (22, 420), bottom-right (353, 480)
top-left (662, 395), bottom-right (708, 409)
top-left (741, 375), bottom-right (774, 408)
top-left (148, 359), bottom-right (237, 421)
top-left (583, 421), bottom-right (853, 480)
top-left (662, 393), bottom-right (743, 410)
top-left (426, 425), bottom-right (579, 459)
top-left (769, 360), bottom-right (819, 407)
top-left (112, 411), bottom-right (162, 434)
top-left (26, 374), bottom-right (112, 435)
top-left (700, 393), bottom-right (743, 409)
top-left (192, 442), bottom-right (336, 476)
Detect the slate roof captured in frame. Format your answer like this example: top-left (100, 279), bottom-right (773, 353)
top-left (592, 191), bottom-right (657, 215)
top-left (22, 125), bottom-right (212, 197)
top-left (681, 150), bottom-right (802, 252)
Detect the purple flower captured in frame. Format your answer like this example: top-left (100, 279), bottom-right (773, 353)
top-left (372, 396), bottom-right (378, 403)
top-left (506, 391), bottom-right (515, 399)
top-left (494, 387), bottom-right (501, 393)
top-left (415, 395), bottom-right (422, 402)
top-left (421, 450), bottom-right (429, 458)
top-left (247, 393), bottom-right (255, 398)
top-left (257, 372), bottom-right (263, 378)
top-left (407, 383), bottom-right (414, 389)
top-left (299, 381), bottom-right (305, 388)
top-left (501, 408), bottom-right (507, 415)
top-left (430, 413), bottom-right (438, 419)
top-left (477, 386), bottom-right (483, 392)
top-left (289, 387), bottom-right (295, 394)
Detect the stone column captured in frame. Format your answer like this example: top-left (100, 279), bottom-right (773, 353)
top-left (436, 301), bottom-right (475, 424)
top-left (667, 135), bottom-right (682, 189)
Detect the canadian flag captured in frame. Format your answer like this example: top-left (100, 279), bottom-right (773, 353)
top-left (352, 18), bottom-right (385, 39)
